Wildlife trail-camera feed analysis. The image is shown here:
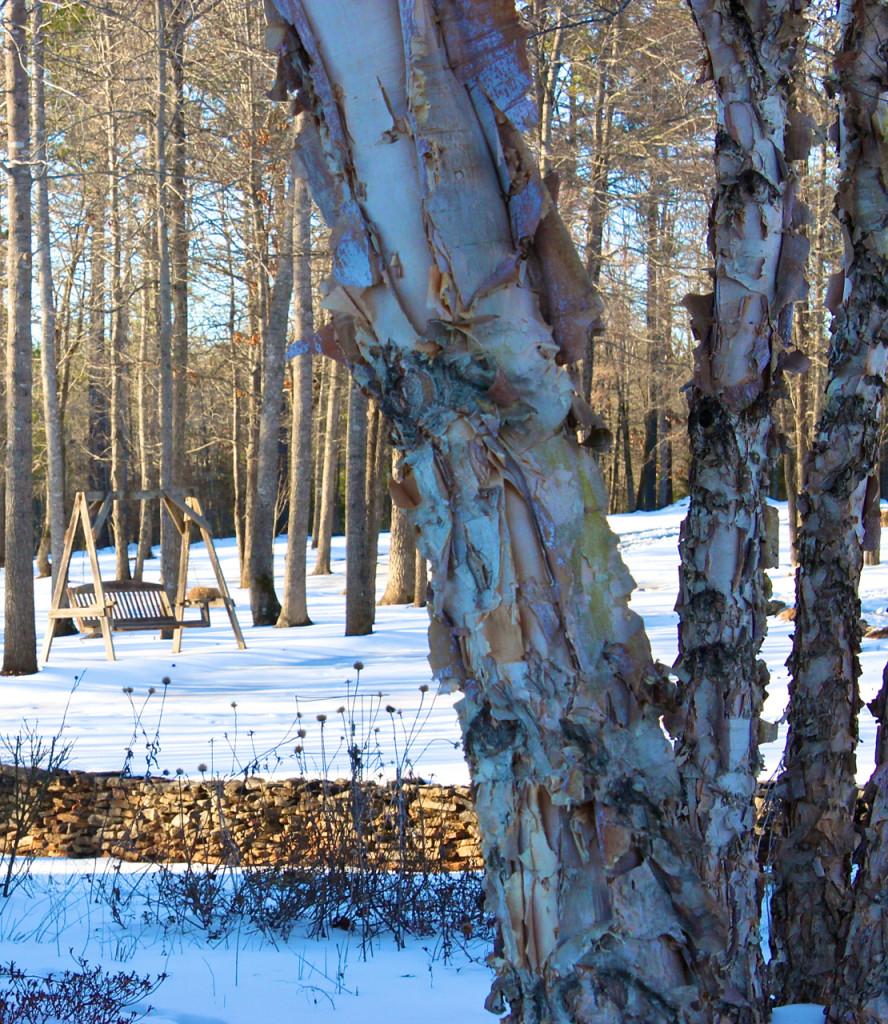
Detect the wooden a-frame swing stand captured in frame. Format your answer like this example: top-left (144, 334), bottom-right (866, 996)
top-left (41, 490), bottom-right (247, 663)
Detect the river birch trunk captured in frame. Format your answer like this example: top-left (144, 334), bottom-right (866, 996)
top-left (771, 0), bottom-right (888, 1003)
top-left (267, 2), bottom-right (726, 1019)
top-left (674, 0), bottom-right (808, 1018)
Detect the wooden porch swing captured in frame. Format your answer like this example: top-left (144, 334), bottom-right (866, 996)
top-left (41, 490), bottom-right (247, 663)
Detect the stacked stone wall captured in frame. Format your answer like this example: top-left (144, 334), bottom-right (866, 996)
top-left (0, 767), bottom-right (483, 870)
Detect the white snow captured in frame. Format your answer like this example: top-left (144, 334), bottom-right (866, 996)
top-left (0, 501), bottom-right (869, 1022)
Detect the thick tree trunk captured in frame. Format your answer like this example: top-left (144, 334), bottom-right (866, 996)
top-left (278, 157), bottom-right (314, 628)
top-left (381, 454), bottom-right (417, 605)
top-left (676, 0), bottom-right (809, 1018)
top-left (267, 3), bottom-right (726, 1019)
top-left (771, 0), bottom-right (887, 1003)
top-left (2, 0), bottom-right (37, 676)
top-left (249, 168), bottom-right (294, 625)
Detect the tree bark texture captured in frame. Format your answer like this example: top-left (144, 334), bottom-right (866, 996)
top-left (32, 0), bottom-right (66, 598)
top-left (267, 2), bottom-right (726, 1020)
top-left (156, 0), bottom-right (177, 598)
top-left (828, 668), bottom-right (888, 1024)
top-left (278, 155), bottom-right (314, 628)
top-left (345, 380), bottom-right (372, 636)
top-left (771, 0), bottom-right (888, 1003)
top-left (2, 0), bottom-right (37, 675)
top-left (249, 167), bottom-right (294, 625)
top-left (381, 455), bottom-right (417, 605)
top-left (311, 361), bottom-right (343, 576)
top-left (676, 0), bottom-right (809, 1017)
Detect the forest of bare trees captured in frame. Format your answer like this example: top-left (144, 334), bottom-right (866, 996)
top-left (1, 0), bottom-right (886, 1020)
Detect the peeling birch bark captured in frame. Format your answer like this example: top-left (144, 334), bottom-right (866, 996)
top-left (772, 0), bottom-right (888, 1004)
top-left (828, 671), bottom-right (888, 1023)
top-left (676, 1), bottom-right (809, 1018)
top-left (266, 1), bottom-right (725, 1020)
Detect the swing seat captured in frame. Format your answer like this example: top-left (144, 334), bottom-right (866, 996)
top-left (68, 581), bottom-right (210, 635)
top-left (41, 489), bottom-right (247, 664)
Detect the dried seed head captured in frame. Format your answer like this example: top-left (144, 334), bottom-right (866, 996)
top-left (197, 763), bottom-right (208, 773)
top-left (353, 661), bottom-right (364, 671)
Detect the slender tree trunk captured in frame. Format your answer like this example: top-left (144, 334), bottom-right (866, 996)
top-left (250, 167), bottom-right (294, 625)
top-left (310, 359), bottom-right (328, 547)
top-left (87, 205), bottom-right (109, 509)
top-left (268, 3), bottom-right (726, 1019)
top-left (772, 0), bottom-right (887, 1003)
top-left (103, 18), bottom-right (130, 581)
top-left (312, 361), bottom-right (343, 575)
top-left (676, 1), bottom-right (809, 1018)
top-left (278, 152), bottom-right (314, 628)
top-left (636, 195), bottom-right (661, 512)
top-left (135, 270), bottom-right (155, 579)
top-left (156, 0), bottom-right (176, 597)
top-left (32, 0), bottom-right (65, 598)
top-left (345, 380), bottom-right (372, 635)
top-left (169, 0), bottom-right (188, 495)
top-left (2, 0), bottom-right (37, 675)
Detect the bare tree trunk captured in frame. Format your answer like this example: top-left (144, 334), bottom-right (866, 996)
top-left (675, 0), bottom-right (809, 1017)
top-left (135, 271), bottom-right (155, 579)
top-left (278, 152), bottom-right (314, 628)
top-left (828, 668), bottom-right (888, 1023)
top-left (169, 0), bottom-right (188, 496)
top-left (87, 205), bottom-right (109, 511)
top-left (345, 379), bottom-right (372, 635)
top-left (636, 194), bottom-right (661, 512)
top-left (267, 3), bottom-right (726, 1018)
top-left (32, 0), bottom-right (65, 599)
top-left (413, 549), bottom-right (427, 608)
top-left (156, 0), bottom-right (176, 597)
top-left (381, 454), bottom-right (416, 605)
top-left (2, 0), bottom-right (37, 675)
top-left (772, 0), bottom-right (887, 1003)
top-left (249, 168), bottom-right (294, 625)
top-left (312, 361), bottom-right (343, 576)
top-left (103, 16), bottom-right (130, 581)
top-left (310, 358), bottom-right (328, 547)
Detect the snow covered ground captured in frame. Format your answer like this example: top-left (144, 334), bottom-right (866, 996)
top-left (0, 500), bottom-right (871, 1023)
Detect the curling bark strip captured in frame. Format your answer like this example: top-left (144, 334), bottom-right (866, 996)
top-left (676, 1), bottom-right (808, 1019)
top-left (774, 0), bottom-right (888, 1006)
top-left (266, 0), bottom-right (727, 1020)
